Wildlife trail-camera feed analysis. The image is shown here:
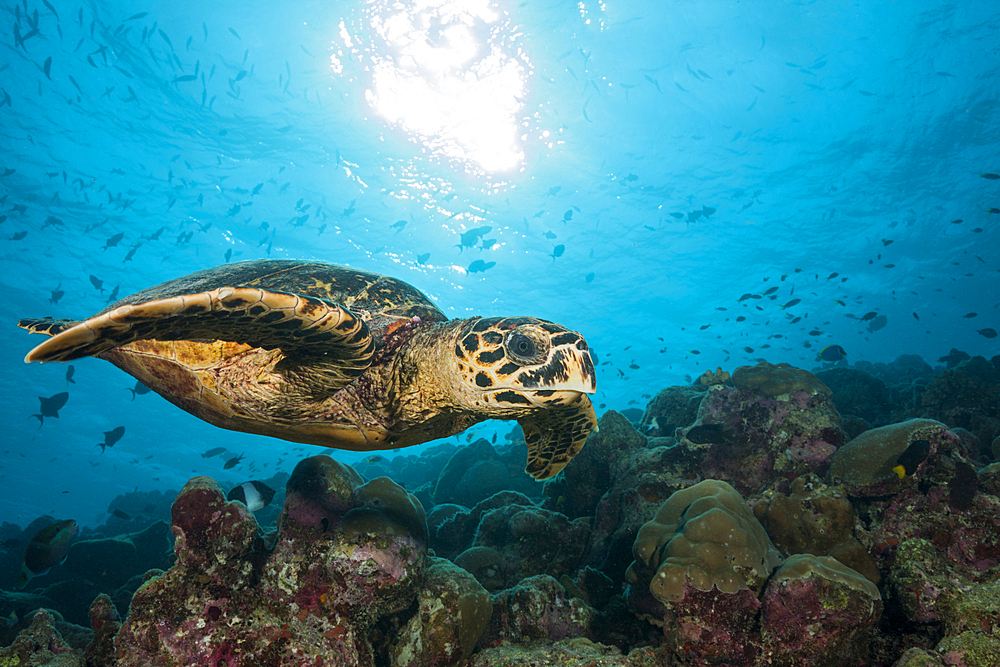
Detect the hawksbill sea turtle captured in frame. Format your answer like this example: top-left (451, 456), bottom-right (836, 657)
top-left (18, 259), bottom-right (597, 479)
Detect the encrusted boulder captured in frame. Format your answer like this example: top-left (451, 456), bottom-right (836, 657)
top-left (683, 362), bottom-right (846, 495)
top-left (759, 554), bottom-right (882, 666)
top-left (0, 607), bottom-right (85, 666)
top-left (754, 474), bottom-right (880, 584)
top-left (480, 574), bottom-right (597, 646)
top-left (638, 385), bottom-right (705, 438)
top-left (467, 504), bottom-right (589, 590)
top-left (625, 480), bottom-right (782, 665)
top-left (114, 455), bottom-right (428, 667)
top-left (388, 556), bottom-right (492, 667)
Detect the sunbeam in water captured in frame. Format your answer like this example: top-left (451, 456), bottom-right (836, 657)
top-left (340, 0), bottom-right (529, 172)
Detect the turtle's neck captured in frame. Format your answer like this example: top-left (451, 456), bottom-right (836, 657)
top-left (383, 319), bottom-right (473, 426)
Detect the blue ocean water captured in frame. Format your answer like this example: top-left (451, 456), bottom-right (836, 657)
top-left (1, 0), bottom-right (997, 527)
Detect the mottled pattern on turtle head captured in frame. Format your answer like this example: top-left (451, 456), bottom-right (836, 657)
top-left (452, 316), bottom-right (596, 412)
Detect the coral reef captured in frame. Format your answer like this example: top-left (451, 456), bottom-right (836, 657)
top-left (6, 351), bottom-right (1000, 667)
top-left (115, 456), bottom-right (430, 666)
top-left (829, 418), bottom-right (961, 497)
top-left (760, 554), bottom-right (882, 666)
top-left (754, 473), bottom-right (880, 584)
top-left (687, 363), bottom-right (846, 495)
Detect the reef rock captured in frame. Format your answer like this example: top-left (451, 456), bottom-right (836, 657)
top-left (480, 574), bottom-right (597, 646)
top-left (389, 556), bottom-right (492, 667)
top-left (754, 473), bottom-right (880, 584)
top-left (829, 418), bottom-right (960, 497)
top-left (0, 607), bottom-right (85, 666)
top-left (682, 362), bottom-right (845, 495)
top-left (815, 366), bottom-right (894, 427)
top-left (625, 480), bottom-right (782, 665)
top-left (470, 637), bottom-right (665, 667)
top-left (638, 384), bottom-right (705, 438)
top-left (114, 455), bottom-right (429, 667)
top-left (760, 554), bottom-right (882, 666)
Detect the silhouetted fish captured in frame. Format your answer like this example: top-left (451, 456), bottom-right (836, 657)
top-left (467, 260), bottom-right (496, 274)
top-left (977, 328), bottom-right (997, 339)
top-left (32, 392), bottom-right (68, 426)
top-left (125, 380), bottom-right (151, 400)
top-left (948, 462), bottom-right (978, 511)
top-left (202, 447), bottom-right (227, 458)
top-left (867, 315), bottom-right (887, 332)
top-left (97, 426), bottom-right (125, 453)
top-left (684, 423), bottom-right (733, 445)
top-left (224, 455), bottom-right (244, 469)
top-left (817, 345), bottom-right (847, 362)
top-left (937, 349), bottom-right (970, 368)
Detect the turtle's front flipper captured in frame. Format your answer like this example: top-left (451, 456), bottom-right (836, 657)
top-left (519, 393), bottom-right (598, 480)
top-left (21, 287), bottom-right (375, 388)
top-left (18, 318), bottom-right (79, 337)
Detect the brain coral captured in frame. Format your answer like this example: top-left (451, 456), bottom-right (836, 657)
top-left (829, 418), bottom-right (958, 496)
top-left (626, 479), bottom-right (782, 603)
top-left (732, 361), bottom-right (832, 399)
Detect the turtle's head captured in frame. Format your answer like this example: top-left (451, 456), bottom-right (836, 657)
top-left (447, 316), bottom-right (596, 415)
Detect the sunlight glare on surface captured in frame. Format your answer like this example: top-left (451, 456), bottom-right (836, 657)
top-left (349, 0), bottom-right (529, 173)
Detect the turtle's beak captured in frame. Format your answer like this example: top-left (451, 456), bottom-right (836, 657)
top-left (515, 340), bottom-right (596, 395)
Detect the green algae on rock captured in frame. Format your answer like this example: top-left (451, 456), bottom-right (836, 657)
top-left (389, 556), bottom-right (492, 667)
top-left (829, 418), bottom-right (959, 496)
top-left (732, 360), bottom-right (833, 399)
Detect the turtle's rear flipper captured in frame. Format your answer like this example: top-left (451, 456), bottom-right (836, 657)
top-left (21, 287), bottom-right (375, 388)
top-left (18, 318), bottom-right (79, 337)
top-left (519, 393), bottom-right (598, 480)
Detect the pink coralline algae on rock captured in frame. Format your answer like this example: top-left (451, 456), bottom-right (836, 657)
top-left (681, 362), bottom-right (846, 496)
top-left (625, 480), bottom-right (882, 667)
top-left (114, 455), bottom-right (431, 667)
top-left (759, 554), bottom-right (882, 667)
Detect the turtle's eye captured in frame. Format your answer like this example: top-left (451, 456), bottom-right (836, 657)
top-left (504, 328), bottom-right (549, 365)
